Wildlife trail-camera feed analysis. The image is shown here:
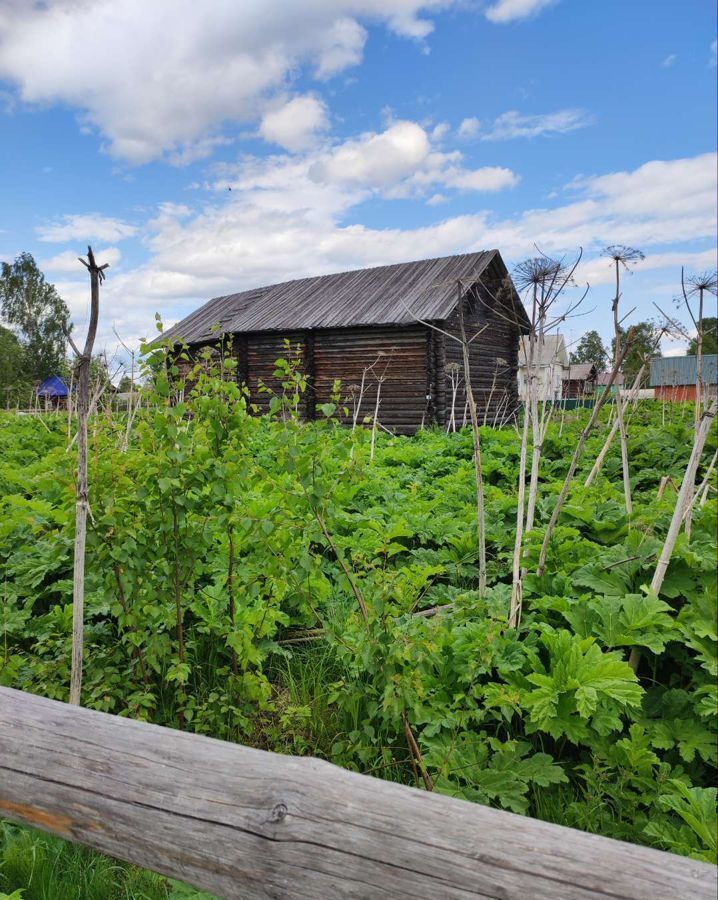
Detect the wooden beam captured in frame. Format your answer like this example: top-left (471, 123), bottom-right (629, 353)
top-left (0, 687), bottom-right (715, 900)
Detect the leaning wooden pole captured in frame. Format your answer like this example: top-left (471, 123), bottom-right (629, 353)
top-left (612, 259), bottom-right (633, 516)
top-left (67, 246), bottom-right (106, 706)
top-left (651, 398), bottom-right (717, 595)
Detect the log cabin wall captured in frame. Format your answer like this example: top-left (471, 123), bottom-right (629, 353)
top-left (245, 331), bottom-right (308, 417)
top-left (313, 325), bottom-right (428, 434)
top-left (175, 327), bottom-right (429, 433)
top-left (436, 264), bottom-right (521, 428)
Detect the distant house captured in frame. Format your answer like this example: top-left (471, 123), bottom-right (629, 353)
top-left (562, 363), bottom-right (598, 399)
top-left (161, 251), bottom-right (530, 433)
top-left (650, 355), bottom-right (718, 402)
top-left (594, 371), bottom-right (624, 396)
top-left (517, 334), bottom-right (569, 403)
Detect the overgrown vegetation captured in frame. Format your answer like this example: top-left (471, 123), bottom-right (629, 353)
top-left (1, 344), bottom-right (716, 882)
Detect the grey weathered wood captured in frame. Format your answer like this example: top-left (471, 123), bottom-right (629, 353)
top-left (67, 246), bottom-right (105, 706)
top-left (0, 687), bottom-right (714, 900)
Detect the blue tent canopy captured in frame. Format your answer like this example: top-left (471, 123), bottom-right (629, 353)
top-left (36, 375), bottom-right (69, 398)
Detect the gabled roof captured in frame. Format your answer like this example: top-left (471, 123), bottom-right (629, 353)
top-left (161, 250), bottom-right (527, 345)
top-left (596, 370), bottom-right (623, 386)
top-left (519, 334), bottom-right (569, 367)
top-left (563, 363), bottom-right (597, 382)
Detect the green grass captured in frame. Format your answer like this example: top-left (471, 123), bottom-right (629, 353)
top-left (0, 823), bottom-right (216, 900)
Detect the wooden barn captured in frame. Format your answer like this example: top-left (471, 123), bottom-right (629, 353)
top-left (161, 251), bottom-right (530, 433)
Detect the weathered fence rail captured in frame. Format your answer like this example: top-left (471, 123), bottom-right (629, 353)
top-left (0, 687), bottom-right (715, 899)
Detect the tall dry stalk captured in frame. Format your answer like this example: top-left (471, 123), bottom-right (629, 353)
top-left (679, 270), bottom-right (717, 536)
top-left (628, 399), bottom-right (717, 671)
top-left (584, 324), bottom-right (665, 488)
top-left (509, 402), bottom-right (530, 627)
top-left (400, 281), bottom-right (492, 595)
top-left (369, 377), bottom-right (383, 462)
top-left (698, 448), bottom-right (718, 507)
top-left (605, 246), bottom-right (644, 516)
top-left (65, 246), bottom-right (107, 705)
top-left (457, 285), bottom-right (487, 597)
top-left (536, 334), bottom-right (631, 577)
top-left (513, 254), bottom-right (586, 536)
top-left (446, 363), bottom-right (460, 432)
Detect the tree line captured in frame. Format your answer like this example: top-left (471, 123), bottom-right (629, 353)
top-left (0, 252), bottom-right (71, 404)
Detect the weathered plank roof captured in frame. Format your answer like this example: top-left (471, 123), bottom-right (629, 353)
top-left (162, 251), bottom-right (518, 345)
top-left (566, 363), bottom-right (598, 381)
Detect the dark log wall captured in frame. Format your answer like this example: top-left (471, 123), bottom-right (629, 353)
top-left (246, 331), bottom-right (308, 417)
top-left (313, 325), bottom-right (428, 434)
top-left (176, 326), bottom-right (428, 433)
top-left (435, 264), bottom-right (522, 428)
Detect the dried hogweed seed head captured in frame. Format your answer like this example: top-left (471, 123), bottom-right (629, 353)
top-left (685, 270), bottom-right (718, 296)
top-left (513, 256), bottom-right (564, 292)
top-left (603, 245), bottom-right (645, 268)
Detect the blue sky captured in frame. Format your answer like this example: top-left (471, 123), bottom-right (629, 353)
top-left (0, 0), bottom-right (716, 369)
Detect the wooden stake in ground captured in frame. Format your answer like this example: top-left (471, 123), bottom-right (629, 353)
top-left (65, 246), bottom-right (107, 706)
top-left (628, 398), bottom-right (717, 673)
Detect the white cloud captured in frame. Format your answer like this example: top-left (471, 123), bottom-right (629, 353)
top-left (166, 136), bottom-right (235, 167)
top-left (661, 53), bottom-right (677, 68)
top-left (431, 122), bottom-right (450, 141)
top-left (313, 18), bottom-right (367, 78)
top-left (441, 166), bottom-right (518, 191)
top-left (458, 117), bottom-right (481, 139)
top-left (710, 40), bottom-right (717, 67)
top-left (52, 150), bottom-right (716, 356)
top-left (282, 120), bottom-right (520, 196)
top-left (309, 121), bottom-right (432, 187)
top-left (0, 0), bottom-right (458, 164)
top-left (481, 108), bottom-right (593, 140)
top-left (36, 214), bottom-right (138, 243)
top-left (484, 0), bottom-right (557, 24)
top-left (40, 247), bottom-right (122, 273)
top-left (259, 96), bottom-right (329, 152)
